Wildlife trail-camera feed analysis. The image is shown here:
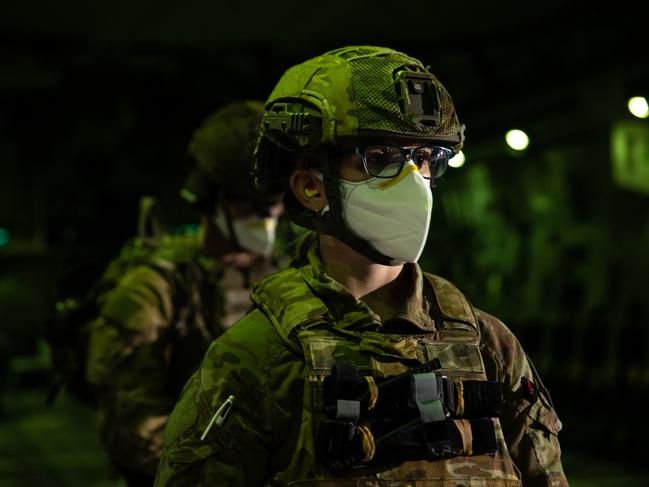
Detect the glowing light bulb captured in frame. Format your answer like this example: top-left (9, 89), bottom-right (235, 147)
top-left (448, 150), bottom-right (465, 168)
top-left (628, 96), bottom-right (649, 119)
top-left (505, 129), bottom-right (529, 151)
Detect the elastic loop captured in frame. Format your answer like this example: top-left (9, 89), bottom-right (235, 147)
top-left (454, 419), bottom-right (473, 456)
top-left (357, 425), bottom-right (376, 462)
top-left (455, 380), bottom-right (465, 417)
top-left (364, 376), bottom-right (378, 413)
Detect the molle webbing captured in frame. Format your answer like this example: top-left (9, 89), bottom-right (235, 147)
top-left (323, 360), bottom-right (502, 422)
top-left (318, 360), bottom-right (502, 472)
top-left (320, 415), bottom-right (498, 473)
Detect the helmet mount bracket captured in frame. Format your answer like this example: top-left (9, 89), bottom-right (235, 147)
top-left (394, 70), bottom-right (442, 130)
top-left (261, 101), bottom-right (323, 151)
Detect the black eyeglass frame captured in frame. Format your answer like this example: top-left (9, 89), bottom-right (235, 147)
top-left (348, 144), bottom-right (453, 181)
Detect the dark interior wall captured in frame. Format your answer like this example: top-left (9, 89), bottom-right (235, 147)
top-left (1, 0), bottom-right (648, 466)
top-left (2, 0), bottom-right (646, 247)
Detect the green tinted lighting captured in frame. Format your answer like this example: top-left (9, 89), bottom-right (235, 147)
top-left (448, 150), bottom-right (465, 168)
top-left (628, 96), bottom-right (649, 119)
top-left (0, 228), bottom-right (9, 247)
top-left (505, 129), bottom-right (529, 151)
top-left (179, 188), bottom-right (198, 203)
top-left (174, 224), bottom-right (199, 235)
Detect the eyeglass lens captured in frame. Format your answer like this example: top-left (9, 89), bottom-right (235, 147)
top-left (362, 145), bottom-right (450, 180)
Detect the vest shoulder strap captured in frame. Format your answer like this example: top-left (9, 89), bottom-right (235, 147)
top-left (251, 267), bottom-right (330, 351)
top-left (423, 272), bottom-right (479, 334)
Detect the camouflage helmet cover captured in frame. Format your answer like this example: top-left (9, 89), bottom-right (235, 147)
top-left (187, 100), bottom-right (281, 204)
top-left (259, 45), bottom-right (465, 154)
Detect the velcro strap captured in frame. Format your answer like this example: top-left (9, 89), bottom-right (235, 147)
top-left (336, 399), bottom-right (360, 421)
top-left (411, 372), bottom-right (445, 423)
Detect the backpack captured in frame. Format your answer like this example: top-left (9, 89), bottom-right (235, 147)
top-left (45, 196), bottom-right (170, 406)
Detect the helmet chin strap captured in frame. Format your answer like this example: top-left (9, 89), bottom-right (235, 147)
top-left (288, 148), bottom-right (403, 267)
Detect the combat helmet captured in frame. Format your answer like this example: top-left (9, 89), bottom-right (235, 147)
top-left (253, 46), bottom-right (465, 264)
top-left (182, 100), bottom-right (283, 215)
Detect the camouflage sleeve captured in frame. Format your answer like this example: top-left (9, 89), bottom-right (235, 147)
top-left (155, 308), bottom-right (302, 487)
top-left (477, 310), bottom-right (569, 487)
top-left (86, 265), bottom-right (176, 476)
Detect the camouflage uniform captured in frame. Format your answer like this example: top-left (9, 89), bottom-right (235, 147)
top-left (86, 232), bottom-right (276, 480)
top-left (154, 240), bottom-right (567, 486)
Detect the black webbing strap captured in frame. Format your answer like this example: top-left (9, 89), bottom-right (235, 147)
top-left (466, 418), bottom-right (498, 455)
top-left (444, 418), bottom-right (497, 456)
top-left (319, 416), bottom-right (498, 472)
top-left (455, 380), bottom-right (503, 418)
top-left (318, 361), bottom-right (503, 472)
top-left (324, 360), bottom-right (363, 422)
top-left (336, 400), bottom-right (360, 422)
top-left (376, 416), bottom-right (498, 462)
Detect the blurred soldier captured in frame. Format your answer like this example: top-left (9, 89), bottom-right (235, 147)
top-left (85, 100), bottom-right (284, 486)
top-left (155, 47), bottom-right (568, 486)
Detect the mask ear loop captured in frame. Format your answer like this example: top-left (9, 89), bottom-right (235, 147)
top-left (284, 148), bottom-right (405, 266)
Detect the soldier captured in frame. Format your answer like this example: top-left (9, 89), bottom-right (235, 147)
top-left (85, 100), bottom-right (284, 486)
top-left (155, 47), bottom-right (568, 486)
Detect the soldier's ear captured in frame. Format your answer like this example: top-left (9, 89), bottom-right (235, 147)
top-left (289, 169), bottom-right (327, 213)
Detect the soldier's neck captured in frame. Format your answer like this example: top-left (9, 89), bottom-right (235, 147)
top-left (319, 235), bottom-right (404, 302)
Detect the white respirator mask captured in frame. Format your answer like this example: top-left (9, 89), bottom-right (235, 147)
top-left (337, 160), bottom-right (433, 264)
top-left (214, 208), bottom-right (277, 257)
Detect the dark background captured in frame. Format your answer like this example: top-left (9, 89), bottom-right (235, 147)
top-left (1, 0), bottom-right (648, 484)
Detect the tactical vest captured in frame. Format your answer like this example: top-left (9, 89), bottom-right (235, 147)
top-left (252, 268), bottom-right (522, 486)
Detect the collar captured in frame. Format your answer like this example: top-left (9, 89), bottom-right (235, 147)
top-left (299, 239), bottom-right (434, 332)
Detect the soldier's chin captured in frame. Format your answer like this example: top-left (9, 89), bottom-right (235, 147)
top-left (220, 250), bottom-right (258, 269)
